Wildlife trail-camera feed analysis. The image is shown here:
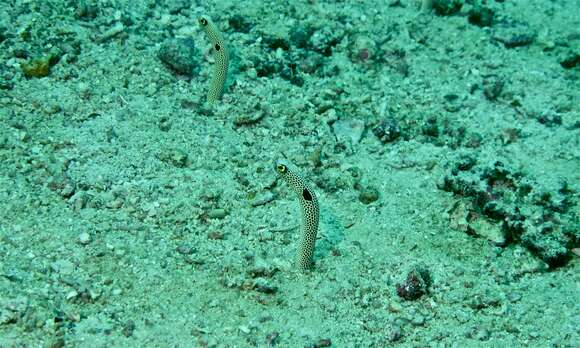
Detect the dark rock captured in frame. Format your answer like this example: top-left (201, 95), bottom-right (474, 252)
top-left (433, 0), bottom-right (463, 16)
top-left (439, 155), bottom-right (577, 267)
top-left (157, 39), bottom-right (197, 77)
top-left (122, 320), bottom-right (136, 337)
top-left (265, 331), bottom-right (279, 346)
top-left (373, 117), bottom-right (401, 143)
top-left (483, 75), bottom-right (504, 100)
top-left (468, 6), bottom-right (494, 27)
top-left (75, 2), bottom-right (98, 20)
top-left (0, 26), bottom-right (6, 43)
top-left (396, 267), bottom-right (431, 301)
top-left (359, 187), bottom-right (379, 204)
top-left (253, 278), bottom-right (277, 294)
top-left (312, 338), bottom-right (332, 348)
top-left (560, 52), bottom-right (580, 69)
top-left (493, 25), bottom-right (536, 48)
top-left (422, 117), bottom-right (439, 137)
top-left (290, 25), bottom-right (314, 49)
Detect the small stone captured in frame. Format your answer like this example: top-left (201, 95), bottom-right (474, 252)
top-left (75, 2), bottom-right (98, 20)
top-left (0, 26), bottom-right (6, 43)
top-left (3, 296), bottom-right (28, 313)
top-left (359, 187), bottom-right (379, 204)
top-left (373, 117), bottom-right (401, 143)
top-left (560, 52), bottom-right (580, 69)
top-left (468, 5), bottom-right (494, 27)
top-left (70, 192), bottom-right (87, 211)
top-left (207, 208), bottom-right (227, 219)
top-left (233, 110), bottom-right (266, 126)
top-left (157, 38), bottom-right (198, 77)
top-left (78, 232), bottom-right (91, 245)
top-left (238, 325), bottom-right (251, 334)
top-left (411, 315), bottom-right (426, 326)
top-left (253, 278), bottom-right (277, 294)
top-left (474, 327), bottom-right (491, 341)
top-left (48, 337), bottom-right (65, 348)
top-left (433, 0), bottom-right (463, 16)
top-left (493, 25), bottom-right (536, 48)
top-left (158, 116), bottom-right (172, 132)
top-left (176, 245), bottom-right (195, 255)
top-left (387, 302), bottom-right (403, 313)
top-left (265, 331), bottom-right (279, 346)
top-left (313, 338), bottom-right (332, 348)
top-left (387, 324), bottom-right (403, 342)
top-left (467, 217), bottom-right (507, 246)
top-left (483, 75), bottom-right (504, 100)
top-left (332, 118), bottom-right (366, 145)
top-left (422, 117), bottom-right (439, 137)
top-left (396, 266), bottom-right (431, 301)
top-left (250, 191), bottom-right (276, 207)
top-left (65, 290), bottom-right (79, 301)
top-left (122, 320), bottom-right (136, 337)
top-left (67, 312), bottom-right (81, 323)
top-left (106, 198), bottom-right (124, 209)
top-left (0, 309), bottom-right (17, 325)
top-left (207, 231), bottom-right (224, 240)
top-left (51, 260), bottom-right (75, 275)
top-left (248, 264), bottom-right (277, 278)
top-left (158, 148), bottom-right (188, 168)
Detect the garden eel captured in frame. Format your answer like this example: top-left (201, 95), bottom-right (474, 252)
top-left (275, 159), bottom-right (320, 271)
top-left (198, 15), bottom-right (229, 103)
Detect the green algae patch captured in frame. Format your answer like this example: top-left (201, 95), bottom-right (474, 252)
top-left (21, 51), bottom-right (60, 78)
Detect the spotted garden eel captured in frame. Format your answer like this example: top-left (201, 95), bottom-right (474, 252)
top-left (275, 159), bottom-right (320, 271)
top-left (198, 15), bottom-right (229, 103)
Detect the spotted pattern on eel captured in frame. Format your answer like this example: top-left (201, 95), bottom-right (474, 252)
top-left (275, 159), bottom-right (320, 271)
top-left (198, 15), bottom-right (229, 103)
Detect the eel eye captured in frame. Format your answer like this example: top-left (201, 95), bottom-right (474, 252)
top-left (215, 43), bottom-right (221, 51)
top-left (199, 18), bottom-right (208, 26)
top-left (277, 164), bottom-right (286, 173)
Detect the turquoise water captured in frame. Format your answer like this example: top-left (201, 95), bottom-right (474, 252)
top-left (0, 0), bottom-right (578, 346)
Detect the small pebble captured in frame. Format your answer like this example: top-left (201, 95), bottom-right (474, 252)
top-left (78, 232), bottom-right (91, 245)
top-left (474, 327), bottom-right (491, 341)
top-left (49, 338), bottom-right (65, 348)
top-left (250, 191), bottom-right (276, 207)
top-left (411, 315), bottom-right (426, 326)
top-left (176, 245), bottom-right (195, 255)
top-left (387, 324), bottom-right (403, 342)
top-left (51, 260), bottom-right (75, 275)
top-left (207, 208), bottom-right (227, 219)
top-left (65, 290), bottom-right (78, 301)
top-left (253, 278), bottom-right (277, 294)
top-left (313, 338), bottom-right (332, 348)
top-left (207, 231), bottom-right (224, 240)
top-left (157, 38), bottom-right (198, 77)
top-left (122, 320), bottom-right (136, 337)
top-left (373, 117), bottom-right (401, 143)
top-left (359, 187), bottom-right (379, 204)
top-left (265, 331), bottom-right (279, 345)
top-left (332, 118), bottom-right (366, 145)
